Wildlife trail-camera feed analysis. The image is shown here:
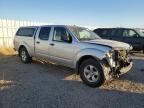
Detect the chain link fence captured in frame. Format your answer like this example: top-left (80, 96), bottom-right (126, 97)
top-left (0, 19), bottom-right (48, 48)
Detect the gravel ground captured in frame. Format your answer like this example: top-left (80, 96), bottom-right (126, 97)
top-left (0, 54), bottom-right (144, 108)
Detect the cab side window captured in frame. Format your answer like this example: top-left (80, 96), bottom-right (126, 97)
top-left (122, 29), bottom-right (139, 37)
top-left (53, 27), bottom-right (72, 43)
top-left (39, 27), bottom-right (51, 40)
top-left (101, 29), bottom-right (109, 36)
top-left (101, 29), bottom-right (111, 37)
top-left (110, 29), bottom-right (117, 37)
top-left (110, 29), bottom-right (122, 37)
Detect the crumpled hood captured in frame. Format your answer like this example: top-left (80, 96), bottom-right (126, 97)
top-left (84, 39), bottom-right (132, 50)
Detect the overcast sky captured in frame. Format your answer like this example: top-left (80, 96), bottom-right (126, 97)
top-left (0, 0), bottom-right (144, 28)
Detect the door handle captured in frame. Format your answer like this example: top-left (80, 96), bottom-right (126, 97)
top-left (50, 43), bottom-right (55, 46)
top-left (36, 41), bottom-right (40, 44)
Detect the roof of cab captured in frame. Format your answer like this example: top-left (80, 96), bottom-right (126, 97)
top-left (95, 27), bottom-right (136, 30)
top-left (19, 26), bottom-right (39, 28)
top-left (18, 25), bottom-right (86, 29)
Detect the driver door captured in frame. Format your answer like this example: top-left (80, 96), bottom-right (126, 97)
top-left (48, 27), bottom-right (75, 67)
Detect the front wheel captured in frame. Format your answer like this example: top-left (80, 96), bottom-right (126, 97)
top-left (79, 59), bottom-right (105, 87)
top-left (19, 47), bottom-right (32, 63)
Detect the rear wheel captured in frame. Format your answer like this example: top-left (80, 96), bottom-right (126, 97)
top-left (19, 47), bottom-right (32, 63)
top-left (79, 59), bottom-right (105, 87)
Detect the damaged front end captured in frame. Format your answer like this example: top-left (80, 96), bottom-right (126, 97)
top-left (101, 50), bottom-right (133, 80)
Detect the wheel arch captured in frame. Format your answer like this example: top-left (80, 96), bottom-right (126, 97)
top-left (74, 49), bottom-right (107, 74)
top-left (18, 43), bottom-right (32, 57)
top-left (76, 55), bottom-right (100, 74)
top-left (18, 45), bottom-right (25, 56)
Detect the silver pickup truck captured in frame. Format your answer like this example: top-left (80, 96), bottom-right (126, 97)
top-left (14, 25), bottom-right (133, 87)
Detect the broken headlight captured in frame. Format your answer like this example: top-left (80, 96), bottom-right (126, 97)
top-left (105, 50), bottom-right (116, 67)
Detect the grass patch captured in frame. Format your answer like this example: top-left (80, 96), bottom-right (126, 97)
top-left (0, 47), bottom-right (16, 56)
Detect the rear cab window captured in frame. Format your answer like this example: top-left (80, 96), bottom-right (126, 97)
top-left (100, 29), bottom-right (112, 37)
top-left (93, 29), bottom-right (103, 36)
top-left (16, 27), bottom-right (36, 37)
top-left (97, 28), bottom-right (123, 37)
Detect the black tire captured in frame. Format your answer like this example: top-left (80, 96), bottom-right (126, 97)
top-left (19, 47), bottom-right (32, 63)
top-left (79, 59), bottom-right (105, 87)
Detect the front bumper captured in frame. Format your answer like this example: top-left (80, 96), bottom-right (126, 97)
top-left (101, 54), bottom-right (133, 80)
top-left (119, 60), bottom-right (133, 74)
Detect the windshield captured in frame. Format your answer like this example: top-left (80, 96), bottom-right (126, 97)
top-left (68, 26), bottom-right (101, 41)
top-left (135, 29), bottom-right (144, 37)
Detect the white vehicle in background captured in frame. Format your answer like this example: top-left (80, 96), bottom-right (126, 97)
top-left (14, 25), bottom-right (133, 87)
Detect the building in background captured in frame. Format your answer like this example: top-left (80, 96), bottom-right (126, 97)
top-left (0, 19), bottom-right (48, 48)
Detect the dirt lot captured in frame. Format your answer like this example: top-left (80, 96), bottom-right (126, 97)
top-left (0, 52), bottom-right (144, 108)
